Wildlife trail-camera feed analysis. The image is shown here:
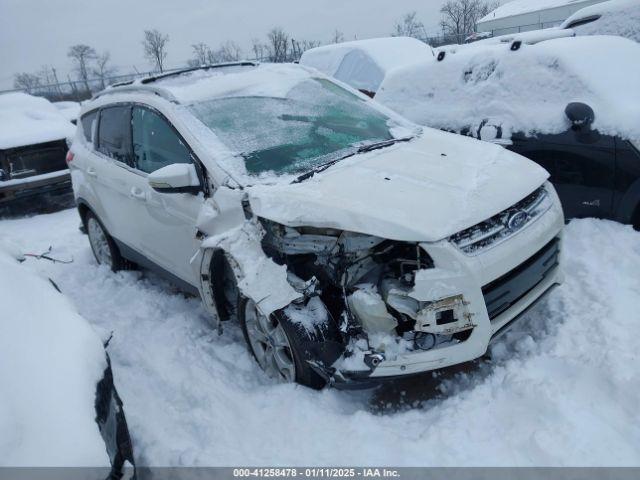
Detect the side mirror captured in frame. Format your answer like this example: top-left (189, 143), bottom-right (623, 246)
top-left (148, 163), bottom-right (201, 194)
top-left (565, 102), bottom-right (595, 131)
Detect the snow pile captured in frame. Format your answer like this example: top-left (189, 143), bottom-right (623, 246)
top-left (377, 35), bottom-right (640, 143)
top-left (54, 101), bottom-right (81, 123)
top-left (561, 0), bottom-right (640, 41)
top-left (0, 242), bottom-right (109, 466)
top-left (479, 0), bottom-right (603, 23)
top-left (3, 209), bottom-right (639, 466)
top-left (300, 37), bottom-right (433, 93)
top-left (0, 92), bottom-right (75, 150)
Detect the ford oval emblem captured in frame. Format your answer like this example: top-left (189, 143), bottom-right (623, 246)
top-left (506, 210), bottom-right (528, 231)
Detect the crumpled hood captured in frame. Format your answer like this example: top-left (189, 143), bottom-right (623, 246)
top-left (246, 128), bottom-right (549, 242)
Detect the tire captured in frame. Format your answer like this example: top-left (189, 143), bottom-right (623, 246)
top-left (238, 295), bottom-right (337, 389)
top-left (85, 211), bottom-right (128, 272)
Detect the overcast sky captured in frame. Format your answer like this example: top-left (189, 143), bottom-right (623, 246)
top-left (0, 0), bottom-right (448, 90)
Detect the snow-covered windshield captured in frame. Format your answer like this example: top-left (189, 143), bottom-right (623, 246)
top-left (188, 78), bottom-right (395, 175)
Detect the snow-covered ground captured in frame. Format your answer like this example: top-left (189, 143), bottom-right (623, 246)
top-left (1, 208), bottom-right (639, 466)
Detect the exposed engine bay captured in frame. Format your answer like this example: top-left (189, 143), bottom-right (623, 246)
top-left (259, 219), bottom-right (475, 379)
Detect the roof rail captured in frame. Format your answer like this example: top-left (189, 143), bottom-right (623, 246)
top-left (91, 61), bottom-right (259, 103)
top-left (140, 61), bottom-right (259, 84)
top-left (91, 84), bottom-right (179, 103)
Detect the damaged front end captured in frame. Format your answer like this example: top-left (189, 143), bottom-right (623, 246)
top-left (259, 220), bottom-right (476, 387)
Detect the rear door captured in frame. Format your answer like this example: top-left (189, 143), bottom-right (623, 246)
top-left (129, 105), bottom-right (204, 287)
top-left (508, 130), bottom-right (616, 220)
top-left (85, 105), bottom-right (143, 249)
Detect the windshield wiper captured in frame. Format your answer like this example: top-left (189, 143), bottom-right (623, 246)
top-left (292, 137), bottom-right (413, 184)
top-left (356, 137), bottom-right (412, 153)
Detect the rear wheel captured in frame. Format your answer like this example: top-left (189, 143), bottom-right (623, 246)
top-left (86, 212), bottom-right (127, 272)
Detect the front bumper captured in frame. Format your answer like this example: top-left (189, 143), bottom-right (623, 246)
top-left (0, 170), bottom-right (71, 204)
top-left (334, 186), bottom-right (565, 384)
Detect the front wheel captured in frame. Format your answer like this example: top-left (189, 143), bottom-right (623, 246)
top-left (238, 296), bottom-right (331, 389)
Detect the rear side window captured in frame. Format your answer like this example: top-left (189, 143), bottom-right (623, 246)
top-left (81, 110), bottom-right (98, 144)
top-left (132, 107), bottom-right (191, 174)
top-left (97, 106), bottom-right (132, 163)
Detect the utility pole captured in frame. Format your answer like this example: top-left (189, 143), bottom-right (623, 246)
top-left (51, 67), bottom-right (63, 100)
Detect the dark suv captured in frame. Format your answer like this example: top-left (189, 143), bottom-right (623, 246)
top-left (373, 35), bottom-right (640, 228)
top-left (504, 124), bottom-right (640, 226)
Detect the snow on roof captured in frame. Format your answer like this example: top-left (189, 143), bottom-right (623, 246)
top-left (561, 0), bottom-right (640, 41)
top-left (0, 92), bottom-right (75, 150)
top-left (141, 63), bottom-right (315, 104)
top-left (479, 0), bottom-right (598, 23)
top-left (0, 244), bottom-right (110, 466)
top-left (299, 37), bottom-right (433, 93)
top-left (377, 35), bottom-right (640, 143)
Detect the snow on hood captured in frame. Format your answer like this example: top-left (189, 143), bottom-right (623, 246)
top-left (377, 35), bottom-right (640, 144)
top-left (561, 0), bottom-right (640, 41)
top-left (0, 93), bottom-right (75, 150)
top-left (0, 246), bottom-right (109, 466)
top-left (300, 37), bottom-right (433, 93)
top-left (246, 128), bottom-right (548, 242)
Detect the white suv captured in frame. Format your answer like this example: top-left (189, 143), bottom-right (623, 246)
top-left (69, 62), bottom-right (564, 389)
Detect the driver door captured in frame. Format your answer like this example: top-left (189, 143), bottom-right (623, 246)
top-left (130, 105), bottom-right (205, 288)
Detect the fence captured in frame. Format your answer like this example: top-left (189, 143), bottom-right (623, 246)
top-left (483, 21), bottom-right (564, 38)
top-left (0, 66), bottom-right (196, 102)
top-left (1, 31), bottom-right (485, 102)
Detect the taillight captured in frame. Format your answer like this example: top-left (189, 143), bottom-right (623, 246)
top-left (66, 151), bottom-right (75, 164)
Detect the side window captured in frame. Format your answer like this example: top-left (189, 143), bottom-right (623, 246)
top-left (97, 106), bottom-right (132, 163)
top-left (81, 110), bottom-right (98, 144)
top-left (132, 107), bottom-right (192, 174)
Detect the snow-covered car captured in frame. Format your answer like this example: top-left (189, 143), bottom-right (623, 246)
top-left (68, 62), bottom-right (564, 389)
top-left (0, 92), bottom-right (75, 206)
top-left (464, 31), bottom-right (493, 43)
top-left (376, 35), bottom-right (640, 226)
top-left (54, 100), bottom-right (82, 124)
top-left (299, 37), bottom-right (433, 97)
top-left (0, 242), bottom-right (134, 472)
top-left (561, 0), bottom-right (640, 42)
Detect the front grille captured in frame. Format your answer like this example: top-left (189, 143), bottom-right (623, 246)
top-left (450, 185), bottom-right (552, 255)
top-left (482, 237), bottom-right (560, 320)
top-left (3, 139), bottom-right (68, 180)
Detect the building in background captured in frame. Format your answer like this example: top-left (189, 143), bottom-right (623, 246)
top-left (477, 0), bottom-right (607, 36)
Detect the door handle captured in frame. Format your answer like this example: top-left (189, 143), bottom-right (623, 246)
top-left (129, 187), bottom-right (146, 201)
top-left (86, 167), bottom-right (97, 177)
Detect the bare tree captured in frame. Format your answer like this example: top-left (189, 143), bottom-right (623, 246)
top-left (251, 38), bottom-right (267, 62)
top-left (68, 44), bottom-right (97, 93)
top-left (440, 0), bottom-right (499, 42)
top-left (189, 42), bottom-right (211, 66)
top-left (331, 29), bottom-right (345, 44)
top-left (266, 27), bottom-right (290, 63)
top-left (213, 41), bottom-right (243, 62)
top-left (13, 73), bottom-right (41, 93)
top-left (143, 29), bottom-right (169, 72)
top-left (291, 39), bottom-right (321, 61)
top-left (93, 52), bottom-right (117, 89)
top-left (392, 12), bottom-right (426, 39)
top-left (34, 66), bottom-right (65, 99)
